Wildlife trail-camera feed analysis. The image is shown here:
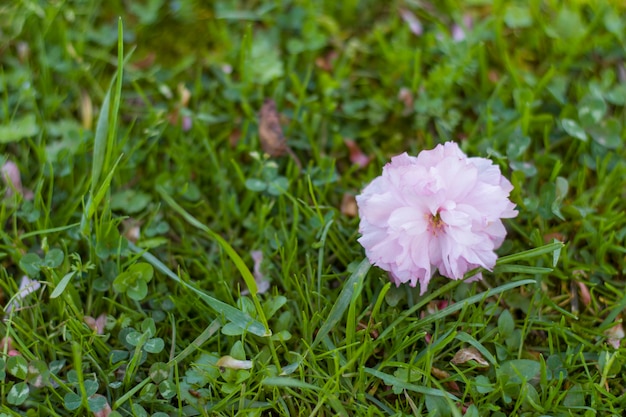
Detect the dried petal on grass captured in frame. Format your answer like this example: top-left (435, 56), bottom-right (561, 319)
top-left (344, 139), bottom-right (370, 168)
top-left (178, 83), bottom-right (191, 108)
top-left (451, 347), bottom-right (489, 367)
top-left (242, 250), bottom-right (270, 295)
top-left (81, 90), bottom-right (93, 130)
top-left (17, 41), bottom-right (30, 62)
top-left (543, 232), bottom-right (566, 243)
top-left (1, 337), bottom-right (21, 356)
top-left (605, 321), bottom-right (624, 349)
top-left (399, 8), bottom-right (423, 36)
top-left (576, 280), bottom-right (591, 307)
top-left (6, 275), bottom-right (40, 313)
top-left (91, 395), bottom-right (113, 417)
top-left (2, 161), bottom-right (34, 200)
top-left (488, 70), bottom-right (500, 83)
top-left (229, 128), bottom-right (242, 148)
top-left (398, 87), bottom-right (414, 115)
top-left (452, 15), bottom-right (473, 42)
top-left (167, 84), bottom-right (193, 131)
top-left (216, 355), bottom-right (253, 371)
top-left (341, 193), bottom-right (358, 217)
top-left (315, 50), bottom-right (338, 72)
top-left (84, 313), bottom-right (107, 335)
top-left (425, 300), bottom-right (450, 316)
top-left (122, 218), bottom-right (141, 243)
top-left (259, 99), bottom-right (288, 157)
top-left (132, 52), bottom-right (156, 70)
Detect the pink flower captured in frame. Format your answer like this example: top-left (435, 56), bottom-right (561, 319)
top-left (356, 142), bottom-right (517, 294)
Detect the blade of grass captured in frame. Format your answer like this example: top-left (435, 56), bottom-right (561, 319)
top-left (81, 19), bottom-right (125, 236)
top-left (114, 318), bottom-right (221, 410)
top-left (262, 377), bottom-right (320, 391)
top-left (312, 258), bottom-right (370, 349)
top-left (128, 242), bottom-right (269, 337)
top-left (418, 279), bottom-right (536, 327)
top-left (156, 185), bottom-right (271, 335)
top-left (496, 242), bottom-right (564, 264)
top-left (364, 368), bottom-right (460, 401)
top-left (379, 279), bottom-right (536, 340)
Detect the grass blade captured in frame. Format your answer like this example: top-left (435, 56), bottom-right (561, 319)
top-left (129, 243), bottom-right (270, 337)
top-left (81, 19), bottom-right (125, 236)
top-left (50, 271), bottom-right (76, 299)
top-left (156, 185), bottom-right (270, 334)
top-left (312, 258), bottom-right (370, 349)
top-left (364, 368), bottom-right (460, 401)
top-left (496, 242), bottom-right (564, 264)
top-left (262, 377), bottom-right (320, 391)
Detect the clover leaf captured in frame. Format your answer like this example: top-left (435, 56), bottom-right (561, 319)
top-left (113, 263), bottom-right (154, 301)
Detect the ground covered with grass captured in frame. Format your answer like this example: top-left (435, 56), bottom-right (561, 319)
top-left (1, 1), bottom-right (626, 416)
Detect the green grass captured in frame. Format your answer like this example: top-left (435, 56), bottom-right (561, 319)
top-left (1, 1), bottom-right (626, 416)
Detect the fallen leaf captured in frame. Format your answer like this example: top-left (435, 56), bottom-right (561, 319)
top-left (229, 128), bottom-right (242, 147)
top-left (132, 52), bottom-right (156, 70)
top-left (451, 347), bottom-right (489, 367)
top-left (315, 50), bottom-right (338, 72)
top-left (398, 87), bottom-right (414, 115)
top-left (341, 193), bottom-right (358, 217)
top-left (122, 218), bottom-right (142, 243)
top-left (258, 99), bottom-right (288, 157)
top-left (605, 321), bottom-right (624, 349)
top-left (17, 41), bottom-right (30, 63)
top-left (488, 70), bottom-right (500, 83)
top-left (431, 367), bottom-right (450, 380)
top-left (178, 83), bottom-right (191, 107)
top-left (575, 279), bottom-right (591, 307)
top-left (431, 366), bottom-right (461, 393)
top-left (344, 139), bottom-right (370, 168)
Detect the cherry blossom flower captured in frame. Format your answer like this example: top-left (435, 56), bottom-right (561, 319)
top-left (356, 142), bottom-right (517, 294)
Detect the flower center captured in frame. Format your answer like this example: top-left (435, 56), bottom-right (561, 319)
top-left (428, 211), bottom-right (445, 236)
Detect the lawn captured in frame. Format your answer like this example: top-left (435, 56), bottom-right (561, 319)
top-left (1, 1), bottom-right (625, 416)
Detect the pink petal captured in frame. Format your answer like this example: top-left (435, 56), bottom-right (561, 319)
top-left (399, 8), bottom-right (423, 36)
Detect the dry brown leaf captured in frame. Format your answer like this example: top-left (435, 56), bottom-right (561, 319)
top-left (451, 346), bottom-right (489, 367)
top-left (315, 50), bottom-right (338, 72)
top-left (17, 41), bottom-right (30, 62)
top-left (258, 99), bottom-right (288, 157)
top-left (576, 280), bottom-right (591, 307)
top-left (431, 367), bottom-right (461, 393)
top-left (344, 139), bottom-right (370, 168)
top-left (431, 367), bottom-right (450, 380)
top-left (341, 193), bottom-right (358, 217)
top-left (605, 320), bottom-right (624, 349)
top-left (398, 87), bottom-right (414, 115)
top-left (132, 52), bottom-right (156, 70)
